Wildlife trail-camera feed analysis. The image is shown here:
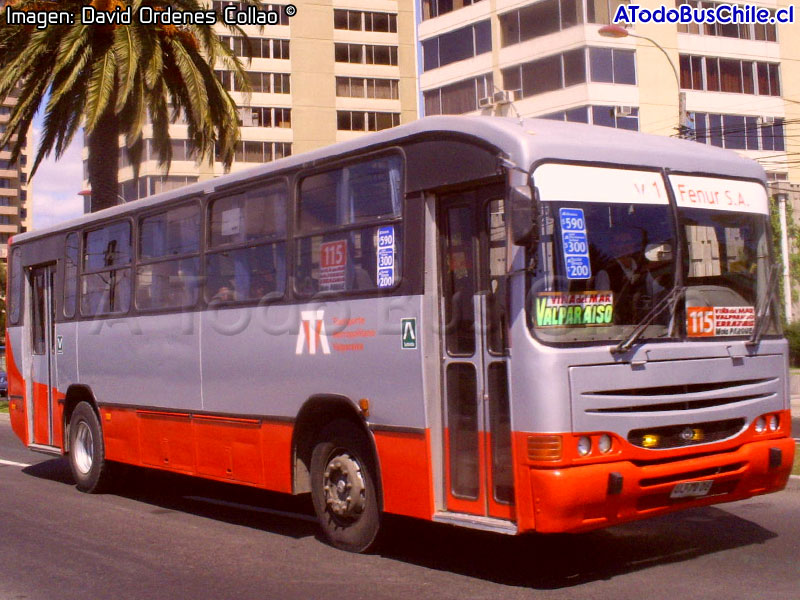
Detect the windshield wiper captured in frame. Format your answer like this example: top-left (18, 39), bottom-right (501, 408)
top-left (747, 262), bottom-right (780, 347)
top-left (611, 284), bottom-right (685, 354)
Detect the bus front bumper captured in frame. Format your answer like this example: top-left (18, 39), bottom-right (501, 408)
top-left (520, 435), bottom-right (795, 534)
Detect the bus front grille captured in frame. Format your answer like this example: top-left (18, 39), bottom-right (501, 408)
top-left (627, 418), bottom-right (745, 449)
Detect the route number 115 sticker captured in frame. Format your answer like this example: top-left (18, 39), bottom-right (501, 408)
top-left (559, 208), bottom-right (591, 280)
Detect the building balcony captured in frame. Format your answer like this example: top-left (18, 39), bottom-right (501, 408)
top-left (0, 224), bottom-right (19, 234)
top-left (0, 205), bottom-right (19, 216)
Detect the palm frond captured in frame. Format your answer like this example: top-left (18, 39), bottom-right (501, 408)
top-left (113, 24), bottom-right (141, 114)
top-left (84, 44), bottom-right (118, 133)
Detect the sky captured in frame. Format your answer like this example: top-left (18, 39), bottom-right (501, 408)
top-left (30, 114), bottom-right (85, 231)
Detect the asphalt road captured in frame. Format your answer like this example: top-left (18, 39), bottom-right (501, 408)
top-left (1, 416), bottom-right (798, 600)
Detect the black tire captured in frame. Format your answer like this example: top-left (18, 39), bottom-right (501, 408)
top-left (68, 402), bottom-right (111, 493)
top-left (310, 419), bottom-right (381, 553)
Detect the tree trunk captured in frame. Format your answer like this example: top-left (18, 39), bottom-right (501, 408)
top-left (87, 105), bottom-right (121, 212)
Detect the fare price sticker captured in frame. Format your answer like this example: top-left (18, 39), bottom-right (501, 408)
top-left (377, 225), bottom-right (395, 288)
top-left (559, 208), bottom-right (591, 280)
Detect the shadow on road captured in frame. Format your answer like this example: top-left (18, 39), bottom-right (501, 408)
top-left (377, 509), bottom-right (776, 589)
top-left (23, 457), bottom-right (778, 590)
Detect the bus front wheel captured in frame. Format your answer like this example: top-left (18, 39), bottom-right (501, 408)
top-left (68, 402), bottom-right (111, 493)
top-left (310, 420), bottom-right (381, 553)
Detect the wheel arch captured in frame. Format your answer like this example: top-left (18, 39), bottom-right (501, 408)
top-left (291, 394), bottom-right (383, 510)
top-left (62, 384), bottom-right (99, 453)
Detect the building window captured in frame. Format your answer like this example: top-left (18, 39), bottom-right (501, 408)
top-left (422, 0), bottom-right (485, 20)
top-left (334, 9), bottom-right (397, 32)
top-left (236, 106), bottom-right (292, 127)
top-left (676, 1), bottom-right (777, 40)
top-left (586, 0), bottom-right (630, 24)
top-left (422, 20), bottom-right (491, 71)
top-left (542, 104), bottom-right (639, 130)
top-left (692, 112), bottom-right (784, 151)
top-left (589, 47), bottom-right (636, 84)
top-left (500, 0), bottom-right (583, 47)
top-left (680, 55), bottom-right (780, 96)
top-left (336, 77), bottom-right (399, 99)
top-left (212, 1), bottom-right (291, 25)
top-left (337, 111), bottom-right (400, 131)
top-left (503, 47), bottom-right (609, 99)
top-left (215, 70), bottom-right (290, 93)
top-left (335, 43), bottom-right (398, 66)
top-left (219, 36), bottom-right (290, 60)
top-left (424, 73), bottom-right (494, 115)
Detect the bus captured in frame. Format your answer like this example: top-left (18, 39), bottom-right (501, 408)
top-left (5, 116), bottom-right (794, 552)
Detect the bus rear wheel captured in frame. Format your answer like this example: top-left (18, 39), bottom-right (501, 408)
top-left (68, 402), bottom-right (111, 493)
top-left (310, 420), bottom-right (381, 553)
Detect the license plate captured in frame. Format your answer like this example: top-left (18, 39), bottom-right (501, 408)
top-left (670, 480), bottom-right (713, 499)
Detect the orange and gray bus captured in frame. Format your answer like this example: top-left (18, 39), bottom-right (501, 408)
top-left (6, 116), bottom-right (794, 551)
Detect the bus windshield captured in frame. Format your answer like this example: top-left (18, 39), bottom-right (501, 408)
top-left (527, 165), bottom-right (778, 344)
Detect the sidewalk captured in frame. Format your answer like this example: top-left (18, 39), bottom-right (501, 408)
top-left (792, 395), bottom-right (800, 419)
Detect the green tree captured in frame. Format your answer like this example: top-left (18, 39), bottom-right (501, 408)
top-left (769, 195), bottom-right (800, 323)
top-left (0, 0), bottom-right (251, 211)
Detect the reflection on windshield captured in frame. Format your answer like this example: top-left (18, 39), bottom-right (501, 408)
top-left (530, 200), bottom-right (675, 343)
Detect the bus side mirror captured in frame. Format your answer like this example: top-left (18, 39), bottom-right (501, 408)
top-left (510, 184), bottom-right (539, 245)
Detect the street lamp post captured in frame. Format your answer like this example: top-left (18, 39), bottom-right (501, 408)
top-left (598, 24), bottom-right (689, 137)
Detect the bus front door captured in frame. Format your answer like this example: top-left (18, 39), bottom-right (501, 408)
top-left (438, 188), bottom-right (514, 520)
top-left (28, 264), bottom-right (57, 448)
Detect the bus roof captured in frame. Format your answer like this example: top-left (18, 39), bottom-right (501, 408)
top-left (17, 115), bottom-right (766, 243)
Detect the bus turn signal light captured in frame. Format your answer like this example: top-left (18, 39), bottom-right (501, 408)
top-left (527, 435), bottom-right (562, 461)
top-left (358, 398), bottom-right (370, 417)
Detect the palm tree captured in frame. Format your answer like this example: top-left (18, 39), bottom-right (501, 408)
top-left (0, 0), bottom-right (251, 211)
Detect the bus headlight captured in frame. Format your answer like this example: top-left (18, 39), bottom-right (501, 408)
top-left (754, 417), bottom-right (766, 433)
top-left (598, 434), bottom-right (613, 454)
top-left (577, 436), bottom-right (592, 457)
top-left (768, 415), bottom-right (779, 432)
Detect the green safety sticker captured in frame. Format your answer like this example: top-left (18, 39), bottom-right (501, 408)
top-left (401, 318), bottom-right (417, 349)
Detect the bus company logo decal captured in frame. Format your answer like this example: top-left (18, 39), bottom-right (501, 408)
top-left (295, 310), bottom-right (331, 355)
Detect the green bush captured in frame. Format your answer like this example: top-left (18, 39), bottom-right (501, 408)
top-left (783, 321), bottom-right (800, 368)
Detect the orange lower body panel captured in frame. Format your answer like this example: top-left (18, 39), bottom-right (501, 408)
top-left (98, 406), bottom-right (431, 518)
top-left (101, 406), bottom-right (294, 494)
top-left (519, 435), bottom-right (795, 534)
top-left (373, 429), bottom-right (434, 520)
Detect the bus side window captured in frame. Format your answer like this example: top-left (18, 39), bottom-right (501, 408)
top-left (136, 203), bottom-right (201, 311)
top-left (9, 246), bottom-right (22, 325)
top-left (80, 221), bottom-right (132, 317)
top-left (205, 183), bottom-right (288, 303)
top-left (64, 232), bottom-right (79, 319)
top-left (295, 154), bottom-right (403, 296)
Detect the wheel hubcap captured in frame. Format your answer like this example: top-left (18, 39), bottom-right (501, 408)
top-left (322, 453), bottom-right (366, 520)
top-left (73, 421), bottom-right (94, 475)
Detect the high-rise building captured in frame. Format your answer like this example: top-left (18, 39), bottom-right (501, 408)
top-left (417, 0), bottom-right (800, 314)
top-left (0, 81), bottom-right (31, 260)
top-left (89, 0), bottom-right (418, 205)
top-left (418, 0), bottom-right (799, 185)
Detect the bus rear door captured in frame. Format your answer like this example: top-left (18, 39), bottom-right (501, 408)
top-left (28, 264), bottom-right (58, 448)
